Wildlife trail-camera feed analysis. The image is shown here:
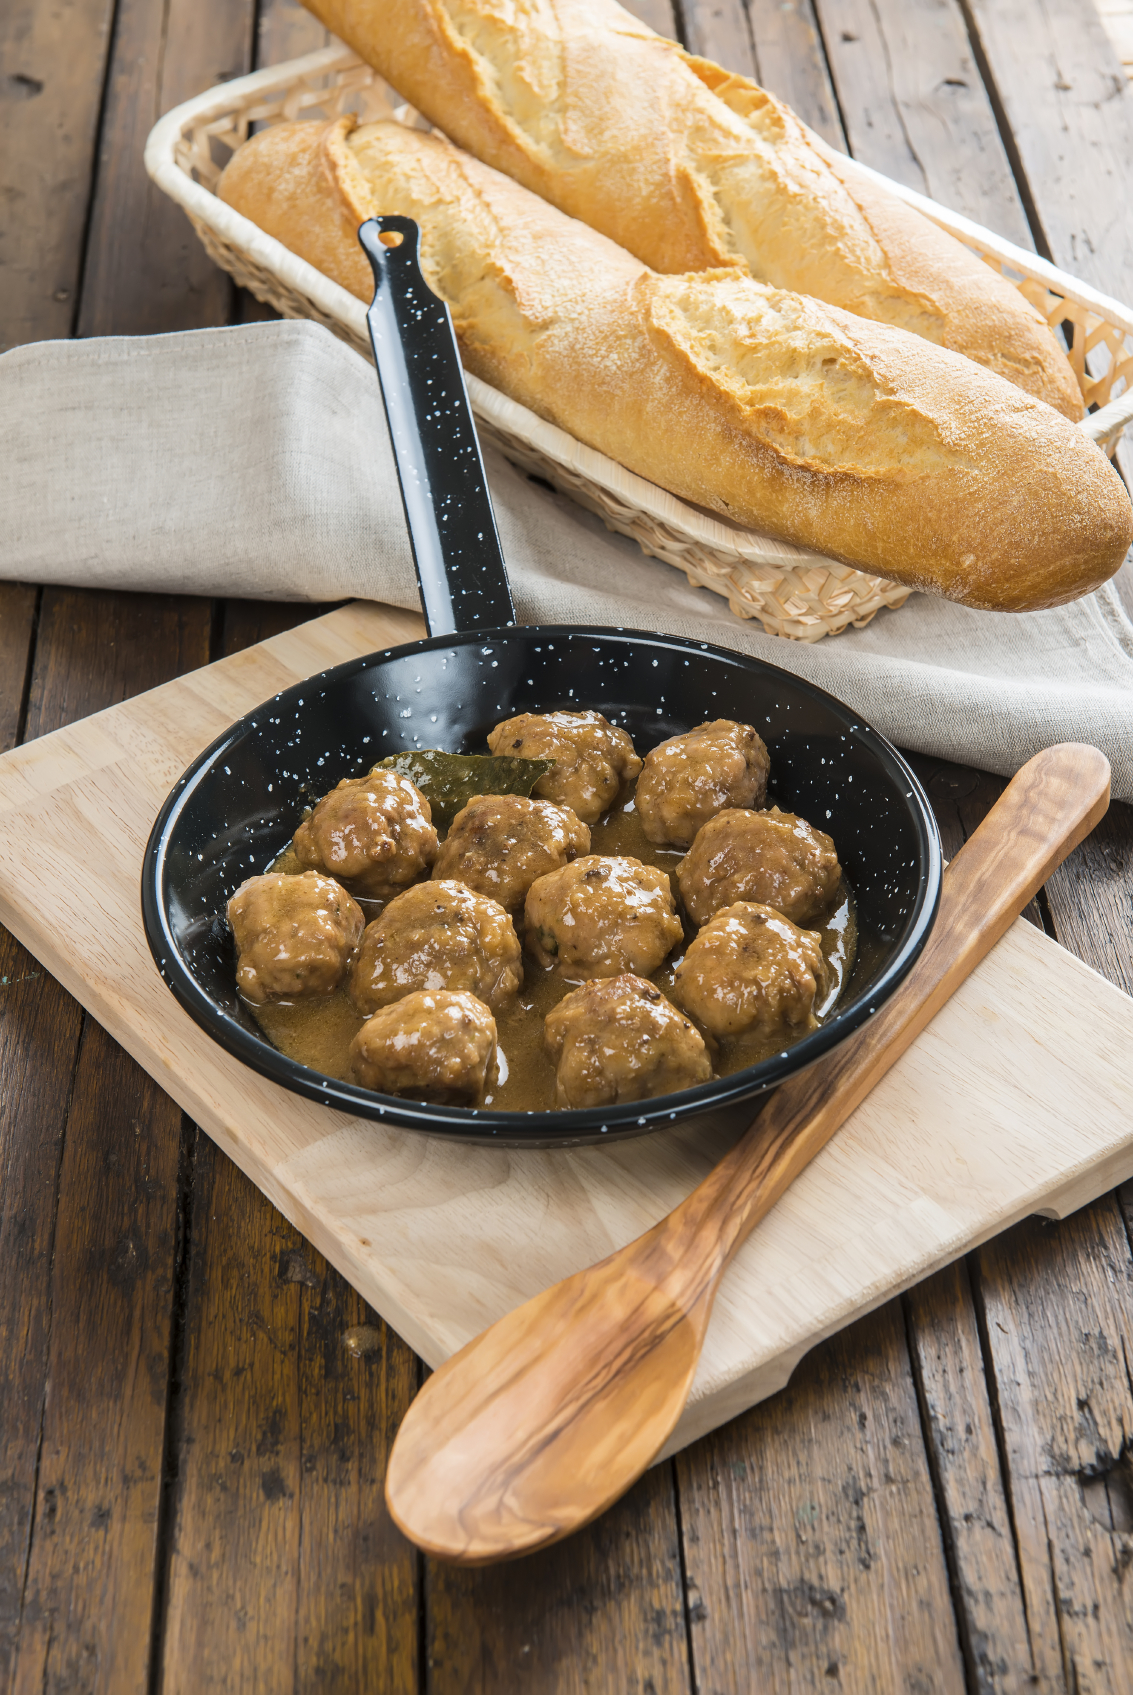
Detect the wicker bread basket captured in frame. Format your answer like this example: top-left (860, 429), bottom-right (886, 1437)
top-left (144, 45), bottom-right (1133, 643)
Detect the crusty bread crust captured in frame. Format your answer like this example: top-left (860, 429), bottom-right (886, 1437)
top-left (218, 118), bottom-right (1133, 610)
top-left (298, 0), bottom-right (1083, 420)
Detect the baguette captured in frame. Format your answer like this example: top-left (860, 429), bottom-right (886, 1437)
top-left (299, 0), bottom-right (1084, 421)
top-left (217, 117), bottom-right (1133, 611)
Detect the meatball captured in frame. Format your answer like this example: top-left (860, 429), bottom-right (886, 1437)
top-left (487, 710), bottom-right (642, 824)
top-left (349, 879), bottom-right (522, 1015)
top-left (431, 793), bottom-right (590, 915)
top-left (634, 720), bottom-right (771, 848)
top-left (672, 901), bottom-right (829, 1041)
top-left (227, 871), bottom-right (364, 1005)
top-left (544, 975), bottom-right (713, 1109)
top-left (350, 989), bottom-right (497, 1104)
top-left (678, 807), bottom-right (841, 926)
top-left (292, 767), bottom-right (437, 899)
top-left (525, 855), bottom-right (683, 979)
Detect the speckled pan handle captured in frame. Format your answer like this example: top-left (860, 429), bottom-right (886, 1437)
top-left (359, 216), bottom-right (516, 638)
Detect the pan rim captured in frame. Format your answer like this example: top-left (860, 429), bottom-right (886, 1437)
top-left (141, 621), bottom-right (942, 1146)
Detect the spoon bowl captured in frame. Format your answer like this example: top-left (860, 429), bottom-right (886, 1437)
top-left (389, 1253), bottom-right (702, 1562)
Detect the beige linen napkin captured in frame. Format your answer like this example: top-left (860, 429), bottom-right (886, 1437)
top-left (4, 319), bottom-right (1132, 799)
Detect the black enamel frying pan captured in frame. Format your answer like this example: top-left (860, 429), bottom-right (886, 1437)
top-left (141, 218), bottom-right (941, 1148)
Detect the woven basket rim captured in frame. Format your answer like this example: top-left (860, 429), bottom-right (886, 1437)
top-left (144, 39), bottom-right (1133, 623)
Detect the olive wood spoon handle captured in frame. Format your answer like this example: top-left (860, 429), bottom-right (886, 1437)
top-left (385, 743), bottom-right (1111, 1565)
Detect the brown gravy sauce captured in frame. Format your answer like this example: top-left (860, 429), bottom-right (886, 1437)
top-left (250, 789), bottom-right (857, 1113)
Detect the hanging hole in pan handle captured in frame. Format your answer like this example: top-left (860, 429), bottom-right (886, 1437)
top-left (359, 215), bottom-right (516, 639)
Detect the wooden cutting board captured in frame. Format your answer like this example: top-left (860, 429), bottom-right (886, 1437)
top-left (2, 599), bottom-right (1132, 1458)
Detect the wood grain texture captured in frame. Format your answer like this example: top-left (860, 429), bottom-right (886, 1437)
top-left (899, 761), bottom-right (1059, 1688)
top-left (910, 756), bottom-right (1048, 931)
top-left (76, 0), bottom-right (255, 336)
top-left (676, 1302), bottom-right (967, 1691)
top-left (814, 0), bottom-right (1035, 241)
top-left (426, 1463), bottom-right (690, 1695)
top-left (10, 1023), bottom-right (183, 1695)
top-left (905, 1261), bottom-right (1048, 1693)
top-left (160, 1131), bottom-right (419, 1694)
top-left (0, 4), bottom-right (229, 1662)
top-left (238, 5), bottom-right (330, 322)
top-left (973, 1199), bottom-right (1133, 1688)
top-left (747, 0), bottom-right (848, 146)
top-left (23, 588), bottom-right (212, 740)
top-left (220, 597), bottom-right (340, 658)
top-left (962, 0), bottom-right (1133, 292)
top-left (680, 0), bottom-right (759, 77)
top-left (957, 0), bottom-right (1133, 988)
top-left (0, 0), bottom-right (115, 351)
top-left (0, 585), bottom-right (36, 754)
top-left (0, 586), bottom-right (212, 1688)
top-left (0, 933), bottom-right (84, 1688)
top-left (1043, 798), bottom-right (1133, 997)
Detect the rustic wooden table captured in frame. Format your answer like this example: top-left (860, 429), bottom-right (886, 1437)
top-left (3, 0), bottom-right (1133, 1686)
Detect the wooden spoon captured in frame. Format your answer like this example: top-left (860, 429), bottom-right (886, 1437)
top-left (385, 743), bottom-right (1110, 1565)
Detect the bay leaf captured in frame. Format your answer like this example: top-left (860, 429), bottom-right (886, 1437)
top-left (374, 749), bottom-right (554, 827)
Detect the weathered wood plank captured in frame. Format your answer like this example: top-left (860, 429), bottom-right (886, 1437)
top-left (905, 1261), bottom-right (1050, 1693)
top-left (747, 0), bottom-right (848, 146)
top-left (159, 1130), bottom-right (304, 1691)
top-left (293, 1256), bottom-right (419, 1689)
top-left (0, 585), bottom-right (36, 754)
top-left (24, 589), bottom-right (213, 736)
top-left (814, 0), bottom-right (1035, 241)
top-left (963, 0), bottom-right (1133, 294)
top-left (954, 0), bottom-right (1133, 940)
top-left (973, 1198), bottom-right (1133, 1687)
top-left (153, 596), bottom-right (418, 1693)
top-left (10, 1024), bottom-right (184, 1695)
top-left (76, 0), bottom-right (256, 337)
top-left (906, 756), bottom-right (1046, 930)
top-left (238, 0), bottom-right (334, 321)
top-left (903, 761), bottom-right (1133, 1695)
top-left (1041, 798), bottom-right (1133, 997)
top-left (1, 583), bottom-right (211, 1689)
top-left (0, 0), bottom-right (116, 351)
top-left (159, 1131), bottom-right (420, 1693)
top-left (814, 0), bottom-right (921, 182)
top-left (834, 754), bottom-right (1049, 1688)
top-left (256, 0), bottom-right (331, 67)
top-left (0, 936), bottom-right (84, 1690)
top-left (681, 0), bottom-right (759, 77)
top-left (676, 1301), bottom-right (966, 1690)
top-left (426, 1465), bottom-right (691, 1695)
top-left (907, 754), bottom-right (983, 858)
top-left (219, 598), bottom-right (338, 656)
